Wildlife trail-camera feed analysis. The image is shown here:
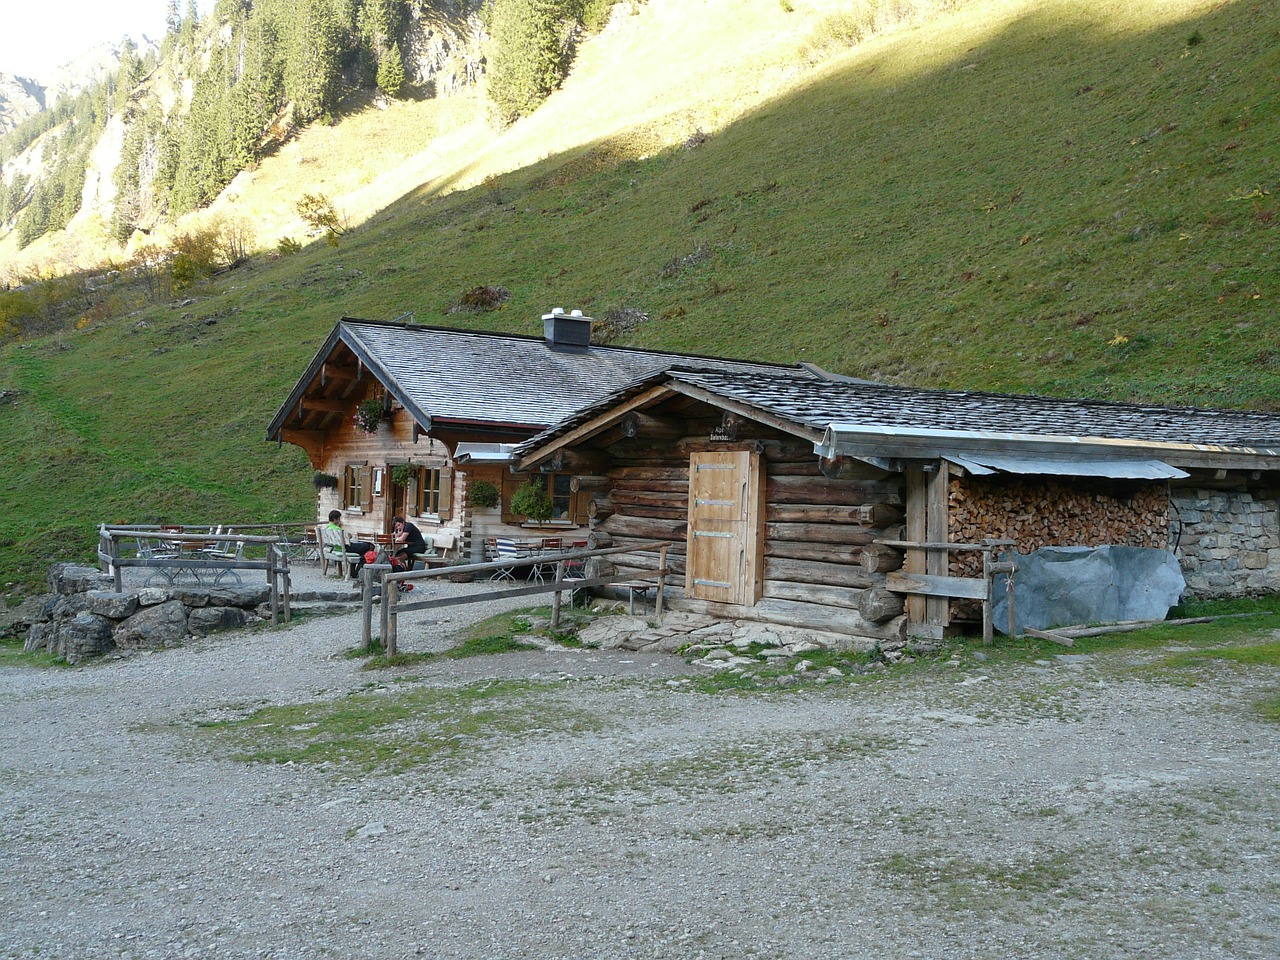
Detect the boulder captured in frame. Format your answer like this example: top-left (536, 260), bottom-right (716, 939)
top-left (24, 621), bottom-right (55, 652)
top-left (187, 606), bottom-right (247, 637)
top-left (136, 587), bottom-right (170, 606)
top-left (49, 613), bottom-right (116, 662)
top-left (114, 600), bottom-right (189, 650)
top-left (1, 594), bottom-right (57, 637)
top-left (85, 591), bottom-right (139, 620)
top-left (47, 564), bottom-right (113, 596)
top-left (51, 594), bottom-right (91, 620)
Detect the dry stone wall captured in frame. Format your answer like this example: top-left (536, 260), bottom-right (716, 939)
top-left (1172, 487), bottom-right (1280, 597)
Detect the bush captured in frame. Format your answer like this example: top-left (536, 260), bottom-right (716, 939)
top-left (296, 192), bottom-right (345, 246)
top-left (510, 478), bottom-right (553, 521)
top-left (468, 479), bottom-right (500, 509)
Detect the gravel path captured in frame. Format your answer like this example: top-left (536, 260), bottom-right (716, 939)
top-left (3, 589), bottom-right (1279, 960)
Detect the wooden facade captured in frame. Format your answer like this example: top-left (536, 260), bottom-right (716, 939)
top-left (514, 370), bottom-right (1280, 641)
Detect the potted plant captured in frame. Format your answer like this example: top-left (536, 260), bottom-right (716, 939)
top-left (391, 464), bottom-right (416, 487)
top-left (510, 477), bottom-right (553, 522)
top-left (468, 479), bottom-right (499, 509)
top-left (353, 397), bottom-right (385, 433)
top-left (313, 471), bottom-right (339, 491)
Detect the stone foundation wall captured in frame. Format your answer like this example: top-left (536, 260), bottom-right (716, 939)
top-left (15, 564), bottom-right (270, 663)
top-left (1172, 488), bottom-right (1280, 597)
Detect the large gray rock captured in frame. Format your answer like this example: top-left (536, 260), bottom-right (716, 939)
top-left (47, 563), bottom-right (112, 596)
top-left (169, 584), bottom-right (268, 609)
top-left (24, 621), bottom-right (55, 652)
top-left (187, 606), bottom-right (247, 637)
top-left (136, 587), bottom-right (170, 606)
top-left (49, 613), bottom-right (116, 662)
top-left (992, 546), bottom-right (1186, 635)
top-left (2, 594), bottom-right (57, 637)
top-left (51, 593), bottom-right (91, 620)
top-left (85, 591), bottom-right (139, 620)
top-left (114, 600), bottom-right (189, 650)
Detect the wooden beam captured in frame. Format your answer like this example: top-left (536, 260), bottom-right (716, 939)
top-left (903, 465), bottom-right (927, 625)
top-left (885, 571), bottom-right (988, 601)
top-left (925, 460), bottom-right (951, 628)
top-left (300, 397), bottom-right (348, 414)
top-left (514, 384), bottom-right (675, 471)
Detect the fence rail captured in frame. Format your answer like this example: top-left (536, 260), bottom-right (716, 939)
top-left (96, 526), bottom-right (294, 625)
top-left (362, 541), bottom-right (671, 656)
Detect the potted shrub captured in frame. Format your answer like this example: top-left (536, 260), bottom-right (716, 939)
top-left (353, 397), bottom-right (385, 433)
top-left (313, 471), bottom-right (339, 491)
top-left (510, 477), bottom-right (553, 522)
top-left (391, 464), bottom-right (416, 487)
top-left (468, 479), bottom-right (499, 509)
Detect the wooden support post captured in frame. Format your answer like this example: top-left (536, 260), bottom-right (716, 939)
top-left (925, 460), bottom-right (950, 631)
top-left (904, 466), bottom-right (927, 626)
top-left (982, 549), bottom-right (993, 644)
top-left (280, 549), bottom-right (291, 623)
top-left (386, 577), bottom-right (399, 657)
top-left (110, 534), bottom-right (123, 593)
top-left (361, 566), bottom-right (374, 651)
top-left (269, 557), bottom-right (280, 626)
top-left (551, 560), bottom-right (565, 629)
top-left (379, 570), bottom-right (390, 651)
top-left (655, 545), bottom-right (668, 619)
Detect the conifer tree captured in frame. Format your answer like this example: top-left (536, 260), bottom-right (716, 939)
top-left (377, 41), bottom-right (405, 97)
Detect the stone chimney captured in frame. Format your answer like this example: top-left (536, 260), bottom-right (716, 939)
top-left (542, 307), bottom-right (593, 352)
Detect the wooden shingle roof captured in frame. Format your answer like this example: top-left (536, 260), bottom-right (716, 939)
top-left (266, 318), bottom-right (816, 441)
top-left (515, 369), bottom-right (1280, 471)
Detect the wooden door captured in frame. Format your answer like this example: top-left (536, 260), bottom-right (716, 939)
top-left (686, 450), bottom-right (764, 605)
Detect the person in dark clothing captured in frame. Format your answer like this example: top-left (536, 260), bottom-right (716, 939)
top-left (393, 515), bottom-right (428, 570)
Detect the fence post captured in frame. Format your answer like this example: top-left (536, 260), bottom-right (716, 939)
top-left (269, 554), bottom-right (280, 626)
top-left (551, 560), bottom-right (565, 628)
top-left (655, 545), bottom-right (668, 619)
top-left (379, 568), bottom-right (391, 651)
top-left (361, 566), bottom-right (374, 652)
top-left (386, 577), bottom-right (399, 658)
top-left (280, 547), bottom-right (291, 622)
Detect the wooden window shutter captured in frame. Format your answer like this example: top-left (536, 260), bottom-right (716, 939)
top-left (438, 470), bottom-right (453, 520)
top-left (571, 484), bottom-right (588, 526)
top-left (341, 466), bottom-right (350, 507)
top-left (362, 466), bottom-right (374, 511)
top-left (501, 471), bottom-right (523, 524)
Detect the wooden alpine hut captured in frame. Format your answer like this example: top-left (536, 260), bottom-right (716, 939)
top-left (512, 368), bottom-right (1280, 641)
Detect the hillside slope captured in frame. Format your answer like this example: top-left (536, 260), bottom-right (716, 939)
top-left (0, 0), bottom-right (1276, 587)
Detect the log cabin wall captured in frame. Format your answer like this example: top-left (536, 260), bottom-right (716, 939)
top-left (577, 403), bottom-right (910, 640)
top-left (318, 398), bottom-right (451, 542)
top-left (1171, 486), bottom-right (1280, 598)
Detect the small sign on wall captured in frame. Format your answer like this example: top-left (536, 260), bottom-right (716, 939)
top-left (372, 468), bottom-right (384, 497)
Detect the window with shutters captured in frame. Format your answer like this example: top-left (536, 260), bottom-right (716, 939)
top-left (343, 464), bottom-right (365, 510)
top-left (414, 467), bottom-right (452, 519)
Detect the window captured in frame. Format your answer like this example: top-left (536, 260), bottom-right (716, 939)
top-left (343, 464), bottom-right (365, 510)
top-left (414, 466), bottom-right (452, 519)
top-left (501, 471), bottom-right (585, 524)
top-left (549, 473), bottom-right (572, 520)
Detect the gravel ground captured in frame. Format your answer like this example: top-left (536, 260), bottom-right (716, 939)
top-left (3, 580), bottom-right (1279, 960)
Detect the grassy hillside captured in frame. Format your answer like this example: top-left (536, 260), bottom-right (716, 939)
top-left (1, 0), bottom-right (1276, 588)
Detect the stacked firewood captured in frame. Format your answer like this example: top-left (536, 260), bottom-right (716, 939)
top-left (947, 477), bottom-right (1168, 577)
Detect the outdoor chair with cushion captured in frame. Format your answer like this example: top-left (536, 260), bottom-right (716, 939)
top-left (320, 525), bottom-right (350, 578)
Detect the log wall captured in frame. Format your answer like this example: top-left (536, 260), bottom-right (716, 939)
top-left (580, 414), bottom-right (909, 640)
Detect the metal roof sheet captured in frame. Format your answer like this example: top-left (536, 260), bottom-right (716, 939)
top-left (942, 454), bottom-right (1189, 480)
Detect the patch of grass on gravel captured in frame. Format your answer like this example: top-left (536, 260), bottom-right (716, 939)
top-left (197, 679), bottom-right (602, 773)
top-left (352, 608), bottom-right (550, 669)
top-left (877, 848), bottom-right (1084, 913)
top-left (0, 636), bottom-right (69, 669)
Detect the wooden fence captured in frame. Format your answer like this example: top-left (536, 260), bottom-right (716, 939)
top-left (362, 541), bottom-right (672, 655)
top-left (97, 526), bottom-right (294, 625)
top-left (880, 538), bottom-right (1016, 642)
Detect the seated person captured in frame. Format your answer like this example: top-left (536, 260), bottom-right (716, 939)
top-left (326, 510), bottom-right (374, 577)
top-left (392, 515), bottom-right (429, 570)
